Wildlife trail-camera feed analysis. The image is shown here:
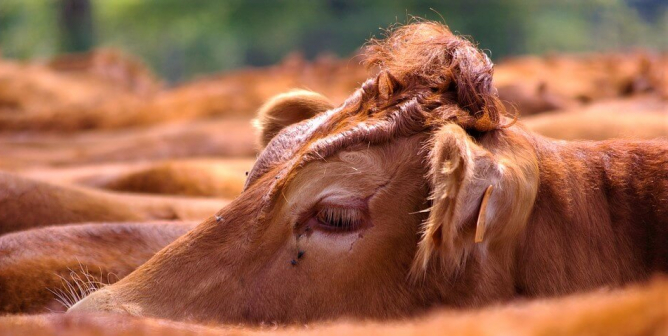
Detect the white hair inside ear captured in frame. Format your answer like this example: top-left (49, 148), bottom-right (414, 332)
top-left (475, 184), bottom-right (494, 243)
top-left (411, 123), bottom-right (539, 276)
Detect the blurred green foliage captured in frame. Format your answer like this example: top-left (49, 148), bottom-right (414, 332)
top-left (1, 0), bottom-right (666, 83)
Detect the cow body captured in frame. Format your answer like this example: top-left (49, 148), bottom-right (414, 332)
top-left (520, 136), bottom-right (667, 296)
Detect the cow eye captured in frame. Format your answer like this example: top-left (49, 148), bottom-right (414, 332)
top-left (313, 207), bottom-right (366, 232)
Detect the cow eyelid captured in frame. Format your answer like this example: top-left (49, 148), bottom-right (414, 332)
top-left (314, 207), bottom-right (366, 232)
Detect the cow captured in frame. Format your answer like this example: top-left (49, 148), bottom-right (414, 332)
top-left (0, 221), bottom-right (195, 313)
top-left (522, 96), bottom-right (667, 140)
top-left (60, 21), bottom-right (668, 323)
top-left (4, 21), bottom-right (667, 326)
top-left (2, 277), bottom-right (667, 335)
top-left (0, 172), bottom-right (224, 235)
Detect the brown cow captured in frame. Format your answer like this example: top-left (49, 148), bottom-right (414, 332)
top-left (5, 21), bottom-right (666, 326)
top-left (0, 172), bottom-right (225, 235)
top-left (494, 52), bottom-right (668, 115)
top-left (0, 221), bottom-right (196, 313)
top-left (2, 277), bottom-right (668, 335)
top-left (62, 21), bottom-right (668, 324)
top-left (0, 119), bottom-right (256, 171)
top-left (522, 96), bottom-right (667, 140)
top-left (0, 50), bottom-right (365, 132)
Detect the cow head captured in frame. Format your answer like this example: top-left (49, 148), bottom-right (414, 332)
top-left (69, 22), bottom-right (539, 324)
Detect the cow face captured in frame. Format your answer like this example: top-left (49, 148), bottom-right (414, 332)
top-left (69, 22), bottom-right (541, 324)
top-left (69, 90), bottom-right (434, 323)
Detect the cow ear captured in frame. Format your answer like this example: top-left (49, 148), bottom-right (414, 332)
top-left (413, 123), bottom-right (539, 273)
top-left (254, 90), bottom-right (334, 148)
top-left (376, 70), bottom-right (402, 100)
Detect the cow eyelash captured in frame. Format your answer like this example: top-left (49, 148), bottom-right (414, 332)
top-left (314, 207), bottom-right (366, 232)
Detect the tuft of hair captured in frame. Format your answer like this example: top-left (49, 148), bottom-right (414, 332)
top-left (364, 21), bottom-right (508, 132)
top-left (47, 264), bottom-right (111, 311)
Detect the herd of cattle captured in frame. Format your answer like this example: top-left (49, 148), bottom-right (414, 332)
top-left (0, 21), bottom-right (666, 335)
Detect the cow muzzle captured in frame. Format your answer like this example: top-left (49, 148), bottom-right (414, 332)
top-left (67, 288), bottom-right (140, 316)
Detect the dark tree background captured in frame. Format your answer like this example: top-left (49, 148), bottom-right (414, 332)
top-left (58, 0), bottom-right (94, 53)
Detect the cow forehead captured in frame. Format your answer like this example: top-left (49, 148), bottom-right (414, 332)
top-left (244, 81), bottom-right (431, 197)
top-left (244, 82), bottom-right (368, 191)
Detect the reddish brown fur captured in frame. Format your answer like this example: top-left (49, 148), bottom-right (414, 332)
top-left (0, 51), bottom-right (366, 132)
top-left (2, 277), bottom-right (667, 335)
top-left (17, 158), bottom-right (254, 198)
top-left (522, 96), bottom-right (667, 140)
top-left (60, 21), bottom-right (668, 326)
top-left (1, 44), bottom-right (664, 133)
top-left (518, 137), bottom-right (668, 294)
top-left (494, 52), bottom-right (668, 115)
top-left (0, 21), bottom-right (665, 336)
top-left (0, 221), bottom-right (195, 313)
top-left (0, 118), bottom-right (256, 170)
top-left (254, 90), bottom-right (334, 147)
top-left (101, 160), bottom-right (250, 199)
top-left (0, 172), bottom-right (226, 235)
